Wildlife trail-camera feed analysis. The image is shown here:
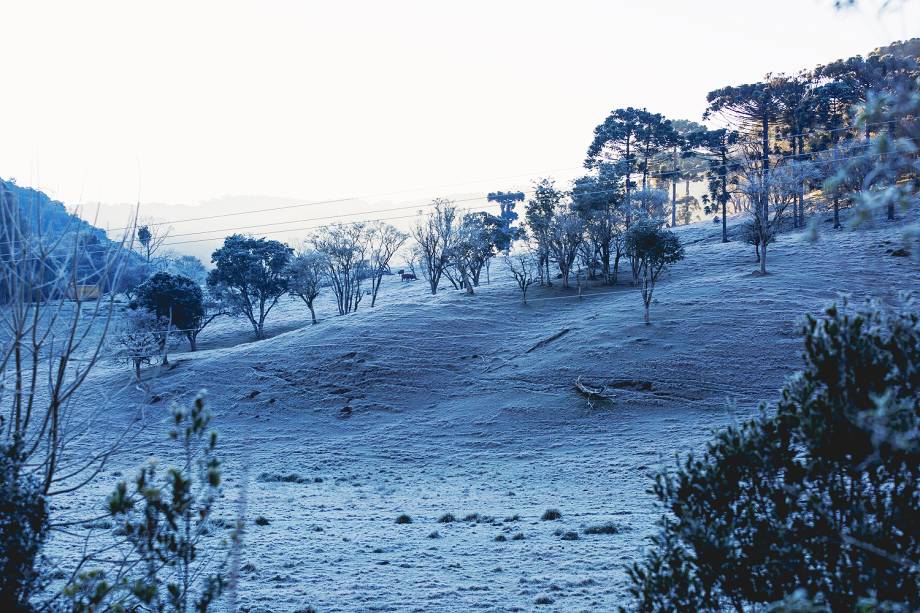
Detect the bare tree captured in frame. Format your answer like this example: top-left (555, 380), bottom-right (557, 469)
top-left (312, 223), bottom-right (368, 315)
top-left (412, 199), bottom-right (458, 295)
top-left (451, 222), bottom-right (480, 295)
top-left (186, 290), bottom-right (230, 350)
top-left (111, 307), bottom-right (163, 380)
top-left (0, 187), bottom-right (141, 608)
top-left (286, 249), bottom-right (327, 324)
top-left (505, 252), bottom-right (538, 304)
top-left (366, 222), bottom-right (408, 306)
top-left (548, 209), bottom-right (585, 288)
top-left (738, 157), bottom-right (812, 274)
top-left (135, 216), bottom-right (173, 268)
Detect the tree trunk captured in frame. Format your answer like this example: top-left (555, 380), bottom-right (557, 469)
top-left (790, 138), bottom-right (798, 228)
top-left (721, 149), bottom-right (729, 243)
top-left (370, 275), bottom-right (381, 307)
top-left (761, 113), bottom-right (771, 238)
top-left (887, 202), bottom-right (895, 221)
top-left (671, 179), bottom-right (677, 227)
top-left (642, 271), bottom-right (651, 325)
top-left (760, 240), bottom-right (767, 274)
top-left (308, 303), bottom-right (317, 325)
top-left (833, 196), bottom-right (841, 229)
top-left (798, 133), bottom-right (807, 228)
top-left (189, 335), bottom-right (197, 352)
top-left (625, 134), bottom-right (632, 228)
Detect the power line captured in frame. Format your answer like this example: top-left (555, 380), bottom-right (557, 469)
top-left (1, 133), bottom-right (906, 254)
top-left (82, 119), bottom-right (915, 235)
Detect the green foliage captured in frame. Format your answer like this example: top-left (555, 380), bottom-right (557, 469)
top-left (0, 442), bottom-right (49, 611)
top-left (64, 393), bottom-right (230, 612)
top-left (134, 272), bottom-right (205, 341)
top-left (626, 297), bottom-right (920, 611)
top-left (486, 191), bottom-right (524, 250)
top-left (207, 234), bottom-right (292, 338)
top-left (624, 221), bottom-right (684, 323)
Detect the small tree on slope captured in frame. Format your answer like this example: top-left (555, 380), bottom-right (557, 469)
top-left (624, 221), bottom-right (684, 324)
top-left (505, 252), bottom-right (538, 305)
top-left (134, 272), bottom-right (205, 355)
top-left (625, 297), bottom-right (920, 612)
top-left (286, 249), bottom-right (326, 324)
top-left (207, 235), bottom-right (292, 339)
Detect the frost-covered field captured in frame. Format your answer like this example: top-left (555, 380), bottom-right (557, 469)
top-left (49, 216), bottom-right (919, 612)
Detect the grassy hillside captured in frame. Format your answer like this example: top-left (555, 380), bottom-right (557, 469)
top-left (46, 212), bottom-right (919, 612)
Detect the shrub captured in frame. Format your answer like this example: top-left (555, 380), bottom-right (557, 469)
top-left (0, 442), bottom-right (49, 609)
top-left (583, 522), bottom-right (621, 535)
top-left (541, 509), bottom-right (562, 521)
top-left (134, 272), bottom-right (204, 348)
top-left (63, 393), bottom-right (230, 611)
top-left (254, 516), bottom-right (271, 526)
top-left (625, 297), bottom-right (920, 611)
top-left (395, 514), bottom-right (412, 525)
top-left (438, 513), bottom-right (456, 523)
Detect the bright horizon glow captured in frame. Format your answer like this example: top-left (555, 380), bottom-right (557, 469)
top-left (1, 0), bottom-right (918, 211)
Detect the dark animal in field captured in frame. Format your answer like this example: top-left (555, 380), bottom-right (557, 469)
top-left (401, 273), bottom-right (417, 282)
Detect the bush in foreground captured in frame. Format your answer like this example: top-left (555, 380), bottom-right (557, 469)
top-left (626, 297), bottom-right (920, 611)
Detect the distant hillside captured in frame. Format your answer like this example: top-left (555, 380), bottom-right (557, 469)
top-left (0, 177), bottom-right (109, 243)
top-left (0, 177), bottom-right (141, 290)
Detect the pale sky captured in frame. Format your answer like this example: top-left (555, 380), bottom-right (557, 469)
top-left (2, 0), bottom-right (918, 213)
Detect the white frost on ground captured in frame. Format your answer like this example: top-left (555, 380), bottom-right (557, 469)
top-left (48, 214), bottom-right (920, 612)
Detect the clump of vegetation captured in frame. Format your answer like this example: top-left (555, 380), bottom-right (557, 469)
top-left (511, 532), bottom-right (525, 541)
top-left (560, 531), bottom-right (579, 541)
top-left (583, 522), bottom-right (621, 535)
top-left (626, 297), bottom-right (920, 611)
top-left (462, 513), bottom-right (481, 522)
top-left (427, 531), bottom-right (441, 539)
top-left (0, 442), bottom-right (49, 608)
top-left (438, 513), bottom-right (456, 523)
top-left (494, 534), bottom-right (507, 542)
top-left (395, 514), bottom-right (413, 525)
top-left (541, 509), bottom-right (562, 521)
top-left (535, 595), bottom-right (555, 605)
top-left (254, 516), bottom-right (271, 526)
top-left (258, 472), bottom-right (308, 484)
